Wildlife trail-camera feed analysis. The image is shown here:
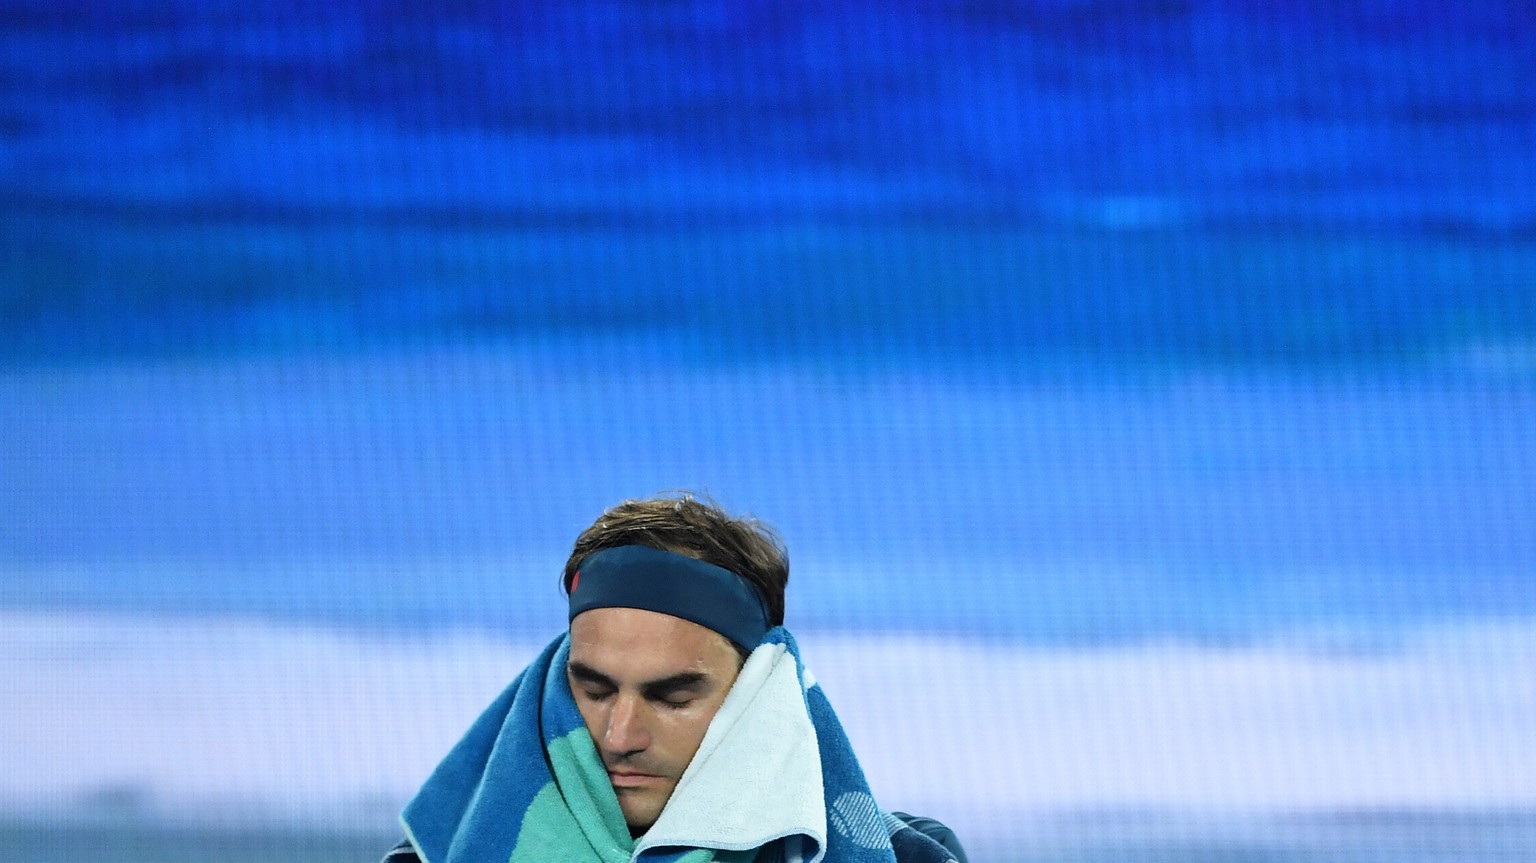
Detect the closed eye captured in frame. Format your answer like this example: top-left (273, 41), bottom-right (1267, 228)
top-left (568, 662), bottom-right (618, 701)
top-left (567, 662), bottom-right (712, 708)
top-left (644, 675), bottom-right (708, 707)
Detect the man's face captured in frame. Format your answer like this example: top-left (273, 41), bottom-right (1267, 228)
top-left (567, 607), bottom-right (742, 835)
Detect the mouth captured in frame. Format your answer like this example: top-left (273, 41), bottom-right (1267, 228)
top-left (607, 770), bottom-right (664, 789)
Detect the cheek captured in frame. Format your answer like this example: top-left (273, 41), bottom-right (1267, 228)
top-left (661, 702), bottom-right (725, 753)
top-left (573, 697), bottom-right (608, 736)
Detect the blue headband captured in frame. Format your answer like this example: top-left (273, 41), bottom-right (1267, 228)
top-left (568, 545), bottom-right (771, 651)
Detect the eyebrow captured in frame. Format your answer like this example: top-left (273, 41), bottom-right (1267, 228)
top-left (567, 662), bottom-right (711, 698)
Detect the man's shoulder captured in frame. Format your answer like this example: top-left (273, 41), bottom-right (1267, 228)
top-left (887, 811), bottom-right (969, 863)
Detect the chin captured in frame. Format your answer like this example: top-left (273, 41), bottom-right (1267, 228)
top-left (620, 800), bottom-right (662, 835)
top-left (624, 815), bottom-right (659, 837)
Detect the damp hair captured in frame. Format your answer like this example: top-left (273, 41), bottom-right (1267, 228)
top-left (562, 493), bottom-right (789, 628)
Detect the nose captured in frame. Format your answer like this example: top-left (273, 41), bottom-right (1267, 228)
top-left (602, 692), bottom-right (650, 756)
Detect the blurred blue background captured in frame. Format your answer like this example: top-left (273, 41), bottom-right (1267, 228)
top-left (3, 1), bottom-right (1535, 860)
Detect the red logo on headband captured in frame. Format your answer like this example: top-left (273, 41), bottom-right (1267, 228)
top-left (571, 570), bottom-right (581, 592)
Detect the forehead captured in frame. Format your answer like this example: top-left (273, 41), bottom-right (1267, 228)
top-left (569, 607), bottom-right (738, 680)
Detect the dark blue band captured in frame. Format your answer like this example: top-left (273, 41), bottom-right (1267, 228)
top-left (568, 545), bottom-right (771, 651)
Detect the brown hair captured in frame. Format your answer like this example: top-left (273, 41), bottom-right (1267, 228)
top-left (562, 493), bottom-right (789, 627)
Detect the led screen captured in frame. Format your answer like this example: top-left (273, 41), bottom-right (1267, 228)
top-left (3, 2), bottom-right (1535, 861)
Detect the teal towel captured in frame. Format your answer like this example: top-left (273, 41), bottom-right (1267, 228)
top-left (402, 627), bottom-right (938, 863)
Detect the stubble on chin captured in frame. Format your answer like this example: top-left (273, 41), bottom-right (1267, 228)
top-left (616, 786), bottom-right (671, 836)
